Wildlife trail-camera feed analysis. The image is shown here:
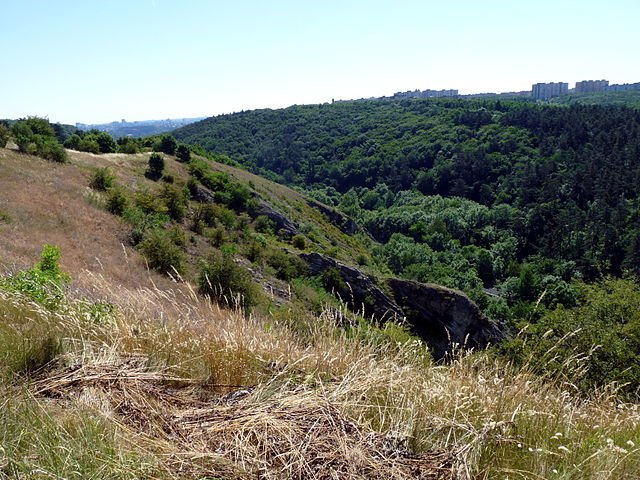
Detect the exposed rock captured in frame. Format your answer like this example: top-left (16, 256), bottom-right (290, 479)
top-left (191, 185), bottom-right (217, 204)
top-left (306, 199), bottom-right (360, 235)
top-left (254, 200), bottom-right (299, 237)
top-left (299, 252), bottom-right (503, 360)
top-left (387, 278), bottom-right (504, 360)
top-left (300, 252), bottom-right (404, 322)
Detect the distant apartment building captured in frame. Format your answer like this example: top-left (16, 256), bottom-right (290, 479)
top-left (532, 82), bottom-right (569, 100)
top-left (393, 89), bottom-right (458, 99)
top-left (575, 79), bottom-right (609, 93)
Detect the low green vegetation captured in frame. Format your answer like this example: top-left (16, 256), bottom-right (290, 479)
top-left (64, 129), bottom-right (117, 153)
top-left (88, 167), bottom-right (115, 191)
top-left (0, 245), bottom-right (69, 309)
top-left (501, 277), bottom-right (640, 398)
top-left (198, 250), bottom-right (260, 310)
top-left (0, 121), bottom-right (9, 147)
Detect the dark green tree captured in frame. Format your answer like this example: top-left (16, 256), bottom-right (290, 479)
top-left (176, 144), bottom-right (191, 162)
top-left (157, 135), bottom-right (177, 155)
top-left (146, 153), bottom-right (165, 180)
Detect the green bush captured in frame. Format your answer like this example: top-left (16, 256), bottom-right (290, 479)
top-left (198, 251), bottom-right (259, 310)
top-left (266, 250), bottom-right (308, 281)
top-left (117, 137), bottom-right (140, 154)
top-left (11, 117), bottom-right (68, 163)
top-left (139, 228), bottom-right (185, 276)
top-left (105, 187), bottom-right (129, 216)
top-left (291, 234), bottom-right (307, 250)
top-left (89, 167), bottom-right (115, 191)
top-left (0, 123), bottom-right (10, 147)
top-left (0, 245), bottom-right (69, 309)
top-left (176, 144), bottom-right (191, 162)
top-left (146, 153), bottom-right (164, 180)
top-left (499, 277), bottom-right (640, 399)
top-left (254, 215), bottom-right (275, 234)
top-left (156, 135), bottom-right (177, 155)
top-left (321, 267), bottom-right (347, 293)
top-left (159, 184), bottom-right (188, 222)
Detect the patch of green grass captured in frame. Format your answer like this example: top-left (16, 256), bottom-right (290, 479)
top-left (0, 209), bottom-right (11, 223)
top-left (0, 394), bottom-right (166, 479)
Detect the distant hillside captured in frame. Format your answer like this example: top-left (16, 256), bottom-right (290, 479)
top-left (174, 99), bottom-right (640, 280)
top-left (77, 117), bottom-right (205, 138)
top-left (172, 99), bottom-right (640, 392)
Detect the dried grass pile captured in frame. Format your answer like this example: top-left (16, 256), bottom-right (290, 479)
top-left (34, 358), bottom-right (459, 480)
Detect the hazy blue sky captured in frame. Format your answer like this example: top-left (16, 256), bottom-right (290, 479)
top-left (2, 0), bottom-right (639, 124)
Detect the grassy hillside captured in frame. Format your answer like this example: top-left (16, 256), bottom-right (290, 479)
top-left (173, 100), bottom-right (640, 395)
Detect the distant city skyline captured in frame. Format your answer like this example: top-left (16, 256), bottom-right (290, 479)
top-left (2, 0), bottom-right (640, 124)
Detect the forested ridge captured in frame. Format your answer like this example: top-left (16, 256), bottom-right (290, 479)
top-left (175, 100), bottom-right (640, 281)
top-left (175, 100), bottom-right (640, 395)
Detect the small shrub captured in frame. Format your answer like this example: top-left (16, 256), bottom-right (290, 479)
top-left (206, 226), bottom-right (227, 247)
top-left (266, 250), bottom-right (308, 281)
top-left (0, 210), bottom-right (11, 223)
top-left (105, 187), bottom-right (129, 216)
top-left (0, 245), bottom-right (69, 309)
top-left (254, 215), bottom-right (275, 234)
top-left (291, 234), bottom-right (307, 250)
top-left (89, 167), bottom-right (115, 191)
top-left (198, 251), bottom-right (259, 310)
top-left (157, 135), bottom-right (177, 155)
top-left (159, 184), bottom-right (188, 222)
top-left (244, 234), bottom-right (267, 263)
top-left (176, 144), bottom-right (191, 162)
top-left (321, 267), bottom-right (347, 293)
top-left (0, 123), bottom-right (10, 147)
top-left (117, 137), bottom-right (140, 154)
top-left (146, 153), bottom-right (165, 180)
top-left (139, 228), bottom-right (185, 276)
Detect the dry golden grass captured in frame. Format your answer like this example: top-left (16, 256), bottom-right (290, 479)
top-left (0, 148), bottom-right (188, 294)
top-left (1, 271), bottom-right (637, 479)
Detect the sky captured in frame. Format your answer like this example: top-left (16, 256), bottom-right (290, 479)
top-left (2, 0), bottom-right (640, 124)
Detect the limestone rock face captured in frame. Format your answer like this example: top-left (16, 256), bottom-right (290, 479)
top-left (253, 200), bottom-right (299, 237)
top-left (300, 252), bottom-right (503, 360)
top-left (387, 278), bottom-right (503, 360)
top-left (306, 199), bottom-right (360, 235)
top-left (301, 252), bottom-right (404, 322)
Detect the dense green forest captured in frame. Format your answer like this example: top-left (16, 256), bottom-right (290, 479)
top-left (175, 100), bottom-right (640, 287)
top-left (174, 100), bottom-right (640, 391)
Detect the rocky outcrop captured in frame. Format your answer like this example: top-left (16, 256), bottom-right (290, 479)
top-left (301, 252), bottom-right (404, 322)
top-left (387, 279), bottom-right (503, 360)
top-left (191, 185), bottom-right (217, 204)
top-left (299, 252), bottom-right (503, 360)
top-left (306, 199), bottom-right (360, 235)
top-left (253, 200), bottom-right (299, 237)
